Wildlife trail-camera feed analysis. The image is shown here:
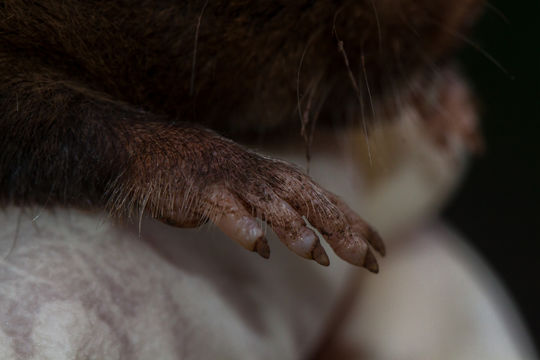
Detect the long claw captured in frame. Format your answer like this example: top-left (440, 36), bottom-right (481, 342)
top-left (363, 249), bottom-right (379, 273)
top-left (366, 229), bottom-right (386, 257)
top-left (204, 171), bottom-right (383, 270)
top-left (312, 241), bottom-right (330, 266)
top-left (255, 238), bottom-right (270, 259)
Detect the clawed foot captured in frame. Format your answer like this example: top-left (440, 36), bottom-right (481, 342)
top-left (154, 138), bottom-right (385, 272)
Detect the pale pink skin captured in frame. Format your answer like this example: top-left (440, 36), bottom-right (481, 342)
top-left (0, 208), bottom-right (351, 360)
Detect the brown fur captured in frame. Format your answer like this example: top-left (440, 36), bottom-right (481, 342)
top-left (0, 0), bottom-right (483, 268)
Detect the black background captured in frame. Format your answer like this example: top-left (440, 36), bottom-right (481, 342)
top-left (444, 0), bottom-right (540, 352)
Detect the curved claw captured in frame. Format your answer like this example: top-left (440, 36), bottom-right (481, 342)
top-left (363, 249), bottom-right (379, 273)
top-left (189, 162), bottom-right (385, 271)
top-left (312, 241), bottom-right (330, 266)
top-left (275, 182), bottom-right (383, 272)
top-left (254, 238), bottom-right (270, 259)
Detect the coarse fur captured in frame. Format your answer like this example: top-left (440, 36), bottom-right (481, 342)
top-left (0, 0), bottom-right (483, 270)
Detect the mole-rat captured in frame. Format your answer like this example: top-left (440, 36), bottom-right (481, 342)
top-left (0, 0), bottom-right (483, 272)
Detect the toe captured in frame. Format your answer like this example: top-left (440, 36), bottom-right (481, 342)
top-left (206, 187), bottom-right (268, 257)
top-left (331, 230), bottom-right (375, 270)
top-left (243, 188), bottom-right (329, 265)
top-left (328, 194), bottom-right (386, 257)
top-left (277, 179), bottom-right (382, 271)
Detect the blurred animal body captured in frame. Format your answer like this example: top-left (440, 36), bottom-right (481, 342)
top-left (0, 0), bottom-right (482, 269)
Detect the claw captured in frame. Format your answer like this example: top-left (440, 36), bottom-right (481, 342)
top-left (204, 169), bottom-right (384, 270)
top-left (312, 242), bottom-right (330, 266)
top-left (254, 238), bottom-right (270, 259)
top-left (363, 249), bottom-right (379, 273)
top-left (366, 229), bottom-right (386, 257)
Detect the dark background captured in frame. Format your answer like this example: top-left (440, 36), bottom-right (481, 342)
top-left (444, 0), bottom-right (540, 352)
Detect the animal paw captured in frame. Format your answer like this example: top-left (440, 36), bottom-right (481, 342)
top-left (124, 128), bottom-right (384, 272)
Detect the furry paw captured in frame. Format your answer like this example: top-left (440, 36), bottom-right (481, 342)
top-left (206, 171), bottom-right (386, 272)
top-left (203, 156), bottom-right (385, 272)
top-left (115, 127), bottom-right (384, 272)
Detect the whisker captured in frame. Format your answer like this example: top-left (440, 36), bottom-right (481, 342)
top-left (425, 17), bottom-right (512, 78)
top-left (303, 86), bottom-right (316, 173)
top-left (296, 34), bottom-right (322, 174)
top-left (297, 42), bottom-right (310, 126)
top-left (485, 2), bottom-right (511, 24)
top-left (296, 36), bottom-right (319, 137)
top-left (190, 0), bottom-right (209, 96)
top-left (335, 36), bottom-right (373, 164)
top-left (368, 0), bottom-right (383, 52)
top-left (360, 54), bottom-right (375, 165)
top-left (332, 7), bottom-right (344, 36)
top-left (361, 55), bottom-right (376, 124)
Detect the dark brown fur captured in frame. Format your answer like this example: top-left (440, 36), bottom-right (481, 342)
top-left (0, 0), bottom-right (483, 269)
